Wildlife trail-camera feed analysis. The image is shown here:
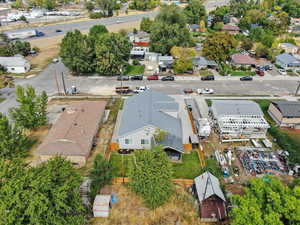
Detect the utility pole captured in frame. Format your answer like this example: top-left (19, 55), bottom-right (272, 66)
top-left (61, 72), bottom-right (67, 95)
top-left (295, 81), bottom-right (300, 96)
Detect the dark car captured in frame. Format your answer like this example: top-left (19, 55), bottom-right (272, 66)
top-left (130, 75), bottom-right (143, 80)
top-left (201, 75), bottom-right (215, 81)
top-left (55, 29), bottom-right (62, 33)
top-left (240, 76), bottom-right (253, 81)
top-left (117, 75), bottom-right (130, 81)
top-left (147, 75), bottom-right (159, 80)
top-left (256, 70), bottom-right (264, 76)
top-left (161, 76), bottom-right (175, 81)
top-left (183, 88), bottom-right (193, 94)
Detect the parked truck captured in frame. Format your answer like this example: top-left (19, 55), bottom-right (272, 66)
top-left (5, 29), bottom-right (43, 40)
top-left (115, 86), bottom-right (132, 94)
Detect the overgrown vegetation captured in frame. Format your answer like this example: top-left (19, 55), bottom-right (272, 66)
top-left (172, 152), bottom-right (202, 179)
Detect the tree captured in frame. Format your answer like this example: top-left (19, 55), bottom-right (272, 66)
top-left (230, 177), bottom-right (300, 225)
top-left (0, 157), bottom-right (86, 225)
top-left (96, 0), bottom-right (116, 17)
top-left (88, 25), bottom-right (108, 45)
top-left (183, 0), bottom-right (206, 24)
top-left (129, 0), bottom-right (159, 11)
top-left (153, 128), bottom-right (168, 142)
top-left (241, 37), bottom-right (253, 51)
top-left (9, 86), bottom-right (48, 130)
top-left (202, 32), bottom-right (238, 62)
top-left (129, 146), bottom-right (173, 209)
top-left (95, 32), bottom-right (132, 75)
top-left (85, 1), bottom-right (95, 11)
top-left (0, 113), bottom-right (32, 159)
top-left (140, 17), bottom-right (153, 33)
top-left (7, 40), bottom-right (31, 56)
top-left (170, 46), bottom-right (196, 74)
top-left (155, 4), bottom-right (187, 28)
top-left (90, 154), bottom-right (115, 199)
top-left (60, 30), bottom-right (95, 73)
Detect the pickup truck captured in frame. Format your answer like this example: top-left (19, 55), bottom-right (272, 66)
top-left (115, 86), bottom-right (132, 94)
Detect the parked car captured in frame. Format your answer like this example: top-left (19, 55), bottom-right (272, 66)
top-left (278, 69), bottom-right (287, 75)
top-left (52, 58), bottom-right (59, 63)
top-left (240, 76), bottom-right (253, 81)
top-left (201, 75), bottom-right (215, 81)
top-left (130, 75), bottom-right (143, 80)
top-left (147, 75), bottom-right (159, 80)
top-left (264, 65), bottom-right (273, 70)
top-left (256, 70), bottom-right (265, 76)
top-left (183, 88), bottom-right (194, 94)
top-left (117, 75), bottom-right (130, 81)
top-left (161, 76), bottom-right (175, 81)
top-left (197, 88), bottom-right (214, 94)
top-left (133, 86), bottom-right (148, 94)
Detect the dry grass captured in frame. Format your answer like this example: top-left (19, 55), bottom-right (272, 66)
top-left (90, 184), bottom-right (208, 225)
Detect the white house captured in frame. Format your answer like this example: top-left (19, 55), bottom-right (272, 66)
top-left (279, 43), bottom-right (299, 54)
top-left (0, 56), bottom-right (30, 73)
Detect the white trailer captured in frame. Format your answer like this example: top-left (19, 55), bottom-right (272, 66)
top-left (5, 29), bottom-right (38, 40)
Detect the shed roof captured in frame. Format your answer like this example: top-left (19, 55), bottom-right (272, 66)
top-left (272, 101), bottom-right (300, 117)
top-left (212, 100), bottom-right (264, 117)
top-left (231, 53), bottom-right (257, 65)
top-left (38, 101), bottom-right (106, 157)
top-left (0, 56), bottom-right (29, 67)
top-left (194, 171), bottom-right (226, 203)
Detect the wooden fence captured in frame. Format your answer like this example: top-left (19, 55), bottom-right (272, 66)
top-left (112, 177), bottom-right (194, 187)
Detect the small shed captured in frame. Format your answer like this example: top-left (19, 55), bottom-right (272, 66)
top-left (93, 195), bottom-right (111, 218)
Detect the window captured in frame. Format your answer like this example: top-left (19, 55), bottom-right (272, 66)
top-left (141, 139), bottom-right (149, 145)
top-left (125, 139), bottom-right (132, 145)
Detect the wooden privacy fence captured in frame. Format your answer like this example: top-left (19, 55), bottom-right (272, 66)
top-left (112, 177), bottom-right (194, 187)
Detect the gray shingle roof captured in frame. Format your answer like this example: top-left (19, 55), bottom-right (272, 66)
top-left (193, 56), bottom-right (207, 66)
top-left (0, 56), bottom-right (29, 67)
top-left (276, 53), bottom-right (300, 64)
top-left (194, 171), bottom-right (226, 203)
top-left (212, 100), bottom-right (263, 117)
top-left (118, 89), bottom-right (182, 150)
top-left (272, 101), bottom-right (300, 117)
top-left (280, 43), bottom-right (298, 49)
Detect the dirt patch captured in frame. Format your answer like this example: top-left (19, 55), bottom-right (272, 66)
top-left (90, 184), bottom-right (207, 225)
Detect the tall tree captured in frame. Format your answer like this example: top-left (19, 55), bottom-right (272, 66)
top-left (155, 4), bottom-right (187, 28)
top-left (202, 32), bottom-right (238, 63)
top-left (60, 30), bottom-right (95, 73)
top-left (129, 146), bottom-right (173, 209)
top-left (170, 46), bottom-right (196, 74)
top-left (9, 86), bottom-right (48, 130)
top-left (96, 0), bottom-right (116, 17)
top-left (0, 113), bottom-right (32, 159)
top-left (88, 25), bottom-right (109, 47)
top-left (183, 0), bottom-right (206, 24)
top-left (140, 17), bottom-right (153, 33)
top-left (130, 0), bottom-right (159, 11)
top-left (0, 157), bottom-right (86, 225)
top-left (95, 32), bottom-right (132, 75)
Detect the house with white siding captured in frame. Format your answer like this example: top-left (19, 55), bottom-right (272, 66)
top-left (0, 56), bottom-right (30, 73)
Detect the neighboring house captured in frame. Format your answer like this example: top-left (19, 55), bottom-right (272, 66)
top-left (211, 100), bottom-right (270, 140)
top-left (268, 101), bottom-right (300, 129)
top-left (112, 89), bottom-right (184, 161)
top-left (279, 43), bottom-right (299, 54)
top-left (188, 24), bottom-right (200, 32)
top-left (0, 56), bottom-right (30, 73)
top-left (230, 53), bottom-right (257, 67)
top-left (193, 56), bottom-right (218, 71)
top-left (221, 24), bottom-right (240, 34)
top-left (158, 55), bottom-right (174, 72)
top-left (128, 30), bottom-right (150, 43)
top-left (291, 18), bottom-right (300, 26)
top-left (276, 53), bottom-right (300, 70)
top-left (194, 172), bottom-right (227, 222)
top-left (130, 46), bottom-right (149, 59)
top-left (37, 101), bottom-right (107, 167)
top-left (292, 25), bottom-right (300, 34)
top-left (145, 52), bottom-right (161, 62)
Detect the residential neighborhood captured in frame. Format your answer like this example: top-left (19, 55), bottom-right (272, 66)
top-left (0, 0), bottom-right (300, 225)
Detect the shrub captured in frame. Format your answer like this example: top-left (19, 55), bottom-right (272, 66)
top-left (132, 59), bottom-right (140, 65)
top-left (89, 12), bottom-right (103, 19)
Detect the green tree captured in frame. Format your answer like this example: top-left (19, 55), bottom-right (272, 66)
top-left (7, 40), bottom-right (31, 56)
top-left (0, 157), bottom-right (86, 225)
top-left (241, 37), bottom-right (253, 51)
top-left (170, 46), bottom-right (196, 74)
top-left (60, 30), bottom-right (95, 73)
top-left (140, 17), bottom-right (153, 33)
top-left (85, 1), bottom-right (95, 11)
top-left (155, 4), bottom-right (187, 28)
top-left (9, 86), bottom-right (48, 130)
top-left (183, 0), bottom-right (206, 24)
top-left (130, 0), bottom-right (159, 11)
top-left (129, 146), bottom-right (173, 209)
top-left (0, 113), bottom-right (32, 159)
top-left (202, 32), bottom-right (238, 62)
top-left (230, 177), bottom-right (300, 225)
top-left (95, 32), bottom-right (132, 75)
top-left (90, 154), bottom-right (115, 199)
top-left (88, 24), bottom-right (108, 45)
top-left (96, 0), bottom-right (116, 17)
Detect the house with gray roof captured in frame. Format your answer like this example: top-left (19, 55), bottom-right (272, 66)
top-left (193, 56), bottom-right (218, 71)
top-left (268, 101), bottom-right (300, 129)
top-left (0, 56), bottom-right (30, 73)
top-left (211, 100), bottom-right (269, 140)
top-left (128, 30), bottom-right (150, 43)
top-left (113, 89), bottom-right (184, 160)
top-left (279, 43), bottom-right (299, 54)
top-left (194, 172), bottom-right (227, 221)
top-left (276, 53), bottom-right (300, 70)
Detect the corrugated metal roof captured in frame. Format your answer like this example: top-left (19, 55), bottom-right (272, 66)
top-left (272, 101), bottom-right (300, 117)
top-left (212, 100), bottom-right (264, 117)
top-left (0, 56), bottom-right (29, 67)
top-left (194, 171), bottom-right (226, 203)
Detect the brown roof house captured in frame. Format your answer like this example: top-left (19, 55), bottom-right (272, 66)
top-left (268, 101), bottom-right (300, 130)
top-left (231, 53), bottom-right (257, 67)
top-left (38, 101), bottom-right (106, 167)
top-left (221, 24), bottom-right (240, 34)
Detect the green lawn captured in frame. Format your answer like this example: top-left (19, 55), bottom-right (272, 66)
top-left (199, 70), bottom-right (213, 76)
top-left (124, 65), bottom-right (145, 75)
top-left (230, 71), bottom-right (255, 76)
top-left (0, 97), bottom-right (5, 103)
top-left (172, 152), bottom-right (202, 179)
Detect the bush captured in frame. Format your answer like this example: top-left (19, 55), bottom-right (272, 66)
top-left (89, 12), bottom-right (103, 19)
top-left (132, 59), bottom-right (141, 65)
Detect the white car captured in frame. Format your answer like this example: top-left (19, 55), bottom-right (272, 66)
top-left (133, 86), bottom-right (148, 94)
top-left (197, 88), bottom-right (214, 94)
top-left (278, 69), bottom-right (287, 75)
top-left (116, 19), bottom-right (122, 24)
top-left (52, 58), bottom-right (59, 63)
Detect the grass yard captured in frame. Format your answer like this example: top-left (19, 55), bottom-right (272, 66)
top-left (110, 153), bottom-right (133, 177)
top-left (0, 97), bottom-right (5, 103)
top-left (124, 65), bottom-right (145, 75)
top-left (172, 151), bottom-right (202, 179)
top-left (198, 70), bottom-right (212, 76)
top-left (230, 71), bottom-right (255, 76)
